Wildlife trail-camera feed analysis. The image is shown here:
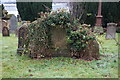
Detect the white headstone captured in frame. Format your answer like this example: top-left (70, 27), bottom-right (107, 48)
top-left (106, 23), bottom-right (117, 39)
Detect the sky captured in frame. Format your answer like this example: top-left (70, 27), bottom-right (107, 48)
top-left (1, 0), bottom-right (19, 16)
top-left (1, 0), bottom-right (69, 17)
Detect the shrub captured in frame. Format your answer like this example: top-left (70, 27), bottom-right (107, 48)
top-left (67, 25), bottom-right (95, 52)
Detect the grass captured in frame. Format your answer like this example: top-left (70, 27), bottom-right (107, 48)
top-left (0, 33), bottom-right (119, 78)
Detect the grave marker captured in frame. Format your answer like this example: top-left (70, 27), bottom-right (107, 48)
top-left (17, 24), bottom-right (28, 55)
top-left (106, 23), bottom-right (117, 39)
top-left (9, 15), bottom-right (18, 33)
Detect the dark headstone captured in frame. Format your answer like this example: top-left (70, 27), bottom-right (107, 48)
top-left (1, 20), bottom-right (7, 30)
top-left (2, 27), bottom-right (9, 36)
top-left (106, 23), bottom-right (117, 39)
top-left (2, 20), bottom-right (10, 36)
top-left (17, 24), bottom-right (28, 55)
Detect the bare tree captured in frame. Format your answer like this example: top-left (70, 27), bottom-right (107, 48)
top-left (68, 2), bottom-right (86, 23)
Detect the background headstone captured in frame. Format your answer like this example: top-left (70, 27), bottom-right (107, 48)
top-left (2, 27), bottom-right (9, 36)
top-left (2, 20), bottom-right (10, 36)
top-left (9, 14), bottom-right (18, 33)
top-left (106, 23), bottom-right (117, 39)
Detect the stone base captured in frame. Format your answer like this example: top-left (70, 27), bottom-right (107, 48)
top-left (94, 26), bottom-right (103, 33)
top-left (47, 49), bottom-right (71, 57)
top-left (105, 35), bottom-right (116, 39)
top-left (16, 48), bottom-right (24, 56)
top-left (29, 48), bottom-right (71, 58)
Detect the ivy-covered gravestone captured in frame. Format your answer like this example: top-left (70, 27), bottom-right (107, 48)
top-left (17, 9), bottom-right (100, 60)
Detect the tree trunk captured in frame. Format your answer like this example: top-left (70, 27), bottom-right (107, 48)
top-left (68, 2), bottom-right (86, 23)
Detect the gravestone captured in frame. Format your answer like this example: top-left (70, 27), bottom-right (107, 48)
top-left (17, 24), bottom-right (28, 55)
top-left (16, 23), bottom-right (99, 59)
top-left (9, 15), bottom-right (18, 33)
top-left (2, 27), bottom-right (9, 36)
top-left (49, 26), bottom-right (71, 57)
top-left (106, 23), bottom-right (117, 39)
top-left (2, 20), bottom-right (10, 36)
top-left (15, 21), bottom-right (30, 36)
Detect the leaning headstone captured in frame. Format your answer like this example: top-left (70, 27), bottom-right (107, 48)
top-left (9, 14), bottom-right (18, 33)
top-left (17, 24), bottom-right (28, 55)
top-left (106, 23), bottom-right (117, 39)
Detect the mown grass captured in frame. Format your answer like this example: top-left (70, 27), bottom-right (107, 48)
top-left (1, 33), bottom-right (119, 78)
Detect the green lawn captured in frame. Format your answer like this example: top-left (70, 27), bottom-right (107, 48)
top-left (0, 33), bottom-right (119, 78)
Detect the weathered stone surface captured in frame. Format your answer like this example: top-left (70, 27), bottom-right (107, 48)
top-left (106, 23), bottom-right (117, 39)
top-left (50, 27), bottom-right (71, 57)
top-left (15, 21), bottom-right (30, 36)
top-left (17, 24), bottom-right (28, 55)
top-left (49, 49), bottom-right (71, 57)
top-left (51, 27), bottom-right (67, 49)
top-left (2, 27), bottom-right (10, 36)
top-left (1, 20), bottom-right (10, 36)
top-left (9, 15), bottom-right (18, 33)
